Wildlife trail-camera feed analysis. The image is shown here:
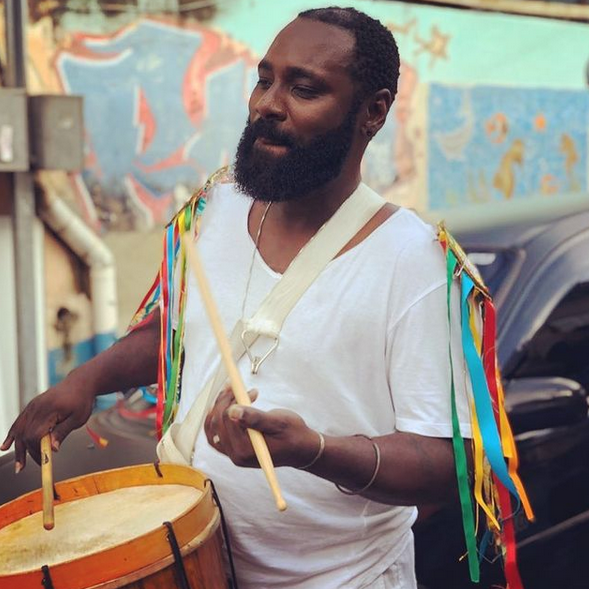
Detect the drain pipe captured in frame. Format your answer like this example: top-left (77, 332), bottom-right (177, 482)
top-left (38, 186), bottom-right (119, 408)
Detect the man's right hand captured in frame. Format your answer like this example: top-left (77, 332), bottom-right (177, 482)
top-left (1, 308), bottom-right (161, 473)
top-left (1, 382), bottom-right (95, 471)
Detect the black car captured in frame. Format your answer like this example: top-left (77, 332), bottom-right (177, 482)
top-left (415, 209), bottom-right (589, 589)
top-left (2, 210), bottom-right (589, 589)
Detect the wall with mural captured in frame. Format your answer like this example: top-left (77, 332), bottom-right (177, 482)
top-left (1, 0), bottom-right (588, 389)
top-left (428, 85), bottom-right (588, 209)
top-left (56, 19), bottom-right (258, 229)
top-left (2, 0), bottom-right (587, 231)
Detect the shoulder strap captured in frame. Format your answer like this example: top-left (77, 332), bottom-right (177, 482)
top-left (246, 182), bottom-right (384, 336)
top-left (158, 182), bottom-right (385, 464)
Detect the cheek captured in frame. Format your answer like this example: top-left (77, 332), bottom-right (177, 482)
top-left (290, 102), bottom-right (346, 137)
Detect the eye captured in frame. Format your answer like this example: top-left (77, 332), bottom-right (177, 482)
top-left (293, 86), bottom-right (319, 99)
top-left (256, 77), bottom-right (272, 90)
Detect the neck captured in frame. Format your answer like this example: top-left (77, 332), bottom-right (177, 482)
top-left (246, 164), bottom-right (364, 274)
top-left (269, 166), bottom-right (362, 233)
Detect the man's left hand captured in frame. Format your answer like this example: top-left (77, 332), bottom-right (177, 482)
top-left (204, 386), bottom-right (321, 469)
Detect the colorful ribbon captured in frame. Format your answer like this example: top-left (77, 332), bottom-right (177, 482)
top-left (127, 166), bottom-right (230, 437)
top-left (439, 222), bottom-right (534, 588)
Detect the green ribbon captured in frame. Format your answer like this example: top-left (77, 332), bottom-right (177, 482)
top-left (446, 249), bottom-right (480, 583)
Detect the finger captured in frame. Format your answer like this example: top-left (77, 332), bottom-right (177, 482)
top-left (205, 414), bottom-right (223, 450)
top-left (26, 436), bottom-right (43, 466)
top-left (213, 385), bottom-right (235, 407)
top-left (49, 432), bottom-right (61, 452)
top-left (204, 409), bottom-right (214, 436)
top-left (14, 438), bottom-right (26, 473)
top-left (206, 392), bottom-right (235, 454)
top-left (224, 387), bottom-right (258, 406)
top-left (50, 416), bottom-right (78, 449)
top-left (227, 406), bottom-right (290, 436)
top-left (1, 433), bottom-right (14, 452)
top-left (206, 388), bottom-right (236, 442)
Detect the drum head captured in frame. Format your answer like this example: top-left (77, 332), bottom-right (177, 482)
top-left (0, 484), bottom-right (201, 574)
top-left (0, 464), bottom-right (217, 589)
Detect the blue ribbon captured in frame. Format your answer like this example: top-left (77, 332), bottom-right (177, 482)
top-left (461, 274), bottom-right (519, 498)
top-left (165, 223), bottom-right (175, 389)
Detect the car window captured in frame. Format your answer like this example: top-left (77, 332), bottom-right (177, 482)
top-left (512, 281), bottom-right (589, 391)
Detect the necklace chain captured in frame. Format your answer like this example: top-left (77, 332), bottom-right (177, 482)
top-left (241, 197), bottom-right (337, 322)
top-left (241, 201), bottom-right (272, 320)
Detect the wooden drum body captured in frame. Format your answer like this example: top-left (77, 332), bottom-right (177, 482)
top-left (0, 464), bottom-right (229, 589)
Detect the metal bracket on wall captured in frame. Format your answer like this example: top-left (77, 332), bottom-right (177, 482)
top-left (0, 89), bottom-right (29, 172)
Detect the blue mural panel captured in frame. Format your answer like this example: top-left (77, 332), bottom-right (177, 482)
top-left (428, 84), bottom-right (589, 210)
top-left (56, 19), bottom-right (257, 225)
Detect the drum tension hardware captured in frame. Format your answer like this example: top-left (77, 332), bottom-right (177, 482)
top-left (164, 521), bottom-right (191, 589)
top-left (41, 564), bottom-right (55, 589)
top-left (207, 479), bottom-right (239, 589)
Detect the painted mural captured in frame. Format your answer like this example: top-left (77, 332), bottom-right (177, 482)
top-left (55, 19), bottom-right (258, 229)
top-left (32, 14), bottom-right (428, 227)
top-left (2, 0), bottom-right (588, 229)
top-left (428, 85), bottom-right (589, 209)
top-left (2, 0), bottom-right (588, 388)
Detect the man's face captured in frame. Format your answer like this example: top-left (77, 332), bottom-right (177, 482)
top-left (234, 18), bottom-right (360, 202)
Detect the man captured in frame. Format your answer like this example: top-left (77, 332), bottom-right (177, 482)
top-left (3, 8), bottom-right (473, 588)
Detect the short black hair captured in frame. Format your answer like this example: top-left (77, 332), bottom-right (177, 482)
top-left (298, 6), bottom-right (400, 101)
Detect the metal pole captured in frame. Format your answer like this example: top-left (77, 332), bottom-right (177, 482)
top-left (5, 0), bottom-right (42, 408)
top-left (4, 0), bottom-right (27, 88)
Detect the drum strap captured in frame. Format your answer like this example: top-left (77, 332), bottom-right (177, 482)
top-left (157, 182), bottom-right (386, 465)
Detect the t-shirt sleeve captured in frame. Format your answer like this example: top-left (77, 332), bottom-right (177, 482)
top-left (386, 259), bottom-right (473, 439)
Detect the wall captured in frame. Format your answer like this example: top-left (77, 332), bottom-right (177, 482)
top-left (2, 0), bottom-right (589, 381)
top-left (0, 172), bottom-right (47, 437)
top-left (0, 174), bottom-right (19, 442)
top-left (5, 0), bottom-right (586, 234)
top-left (44, 227), bottom-right (95, 385)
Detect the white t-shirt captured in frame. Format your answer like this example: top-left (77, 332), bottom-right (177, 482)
top-left (175, 183), bottom-right (471, 589)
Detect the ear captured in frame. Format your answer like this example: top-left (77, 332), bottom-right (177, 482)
top-left (362, 89), bottom-right (393, 140)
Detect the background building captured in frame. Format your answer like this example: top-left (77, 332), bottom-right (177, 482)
top-left (0, 0), bottom-right (588, 438)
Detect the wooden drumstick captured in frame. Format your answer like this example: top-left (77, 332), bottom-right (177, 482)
top-left (182, 234), bottom-right (287, 512)
top-left (40, 434), bottom-right (55, 530)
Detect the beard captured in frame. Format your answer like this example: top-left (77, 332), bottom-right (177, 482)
top-left (233, 103), bottom-right (360, 203)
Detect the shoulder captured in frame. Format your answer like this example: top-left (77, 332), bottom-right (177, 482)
top-left (366, 208), bottom-right (447, 303)
top-left (373, 207), bottom-right (444, 263)
top-left (166, 167), bottom-right (239, 227)
top-left (195, 182), bottom-right (250, 236)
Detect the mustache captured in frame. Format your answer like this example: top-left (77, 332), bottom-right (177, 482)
top-left (247, 118), bottom-right (296, 148)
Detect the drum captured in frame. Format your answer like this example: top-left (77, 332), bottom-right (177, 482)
top-left (0, 463), bottom-right (229, 589)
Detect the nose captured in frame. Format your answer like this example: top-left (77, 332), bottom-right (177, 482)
top-left (252, 83), bottom-right (287, 122)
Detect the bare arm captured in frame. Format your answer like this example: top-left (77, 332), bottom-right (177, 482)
top-left (308, 431), bottom-right (458, 505)
top-left (205, 388), bottom-right (463, 507)
top-left (1, 308), bottom-right (161, 470)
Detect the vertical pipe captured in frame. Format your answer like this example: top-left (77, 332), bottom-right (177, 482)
top-left (4, 0), bottom-right (27, 88)
top-left (5, 0), bottom-right (43, 409)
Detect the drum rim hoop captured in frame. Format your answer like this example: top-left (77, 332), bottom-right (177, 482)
top-left (0, 463), bottom-right (218, 589)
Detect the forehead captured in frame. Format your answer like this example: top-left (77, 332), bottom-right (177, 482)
top-left (262, 18), bottom-right (355, 79)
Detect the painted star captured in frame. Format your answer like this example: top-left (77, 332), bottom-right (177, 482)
top-left (414, 25), bottom-right (450, 68)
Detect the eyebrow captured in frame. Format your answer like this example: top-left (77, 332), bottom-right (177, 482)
top-left (258, 59), bottom-right (324, 84)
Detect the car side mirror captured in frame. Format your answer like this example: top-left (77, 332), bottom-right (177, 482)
top-left (504, 376), bottom-right (588, 435)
